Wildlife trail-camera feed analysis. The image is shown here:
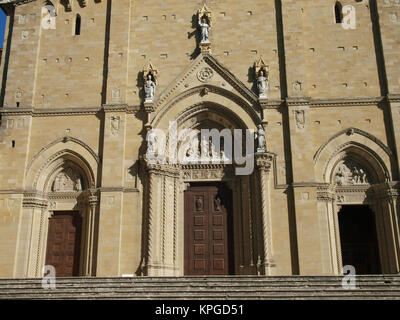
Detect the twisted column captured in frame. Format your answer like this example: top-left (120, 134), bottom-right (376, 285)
top-left (255, 152), bottom-right (274, 275)
top-left (146, 169), bottom-right (156, 272)
top-left (86, 189), bottom-right (98, 276)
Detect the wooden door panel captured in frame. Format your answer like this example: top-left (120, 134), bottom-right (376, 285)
top-left (185, 185), bottom-right (232, 276)
top-left (45, 212), bottom-right (82, 277)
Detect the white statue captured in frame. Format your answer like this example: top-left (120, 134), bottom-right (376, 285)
top-left (186, 137), bottom-right (200, 160)
top-left (257, 69), bottom-right (268, 98)
top-left (359, 169), bottom-right (367, 184)
top-left (201, 137), bottom-right (210, 159)
top-left (146, 129), bottom-right (157, 155)
top-left (335, 164), bottom-right (347, 186)
top-left (210, 141), bottom-right (219, 160)
top-left (144, 74), bottom-right (156, 102)
top-left (198, 16), bottom-right (210, 43)
top-left (255, 125), bottom-right (266, 152)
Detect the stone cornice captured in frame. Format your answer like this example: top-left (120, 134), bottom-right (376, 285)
top-left (98, 187), bottom-right (140, 193)
top-left (0, 105), bottom-right (141, 117)
top-left (261, 96), bottom-right (387, 110)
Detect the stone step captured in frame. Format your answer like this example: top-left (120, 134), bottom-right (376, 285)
top-left (1, 276), bottom-right (400, 300)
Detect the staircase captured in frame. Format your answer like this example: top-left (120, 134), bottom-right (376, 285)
top-left (1, 275), bottom-right (400, 300)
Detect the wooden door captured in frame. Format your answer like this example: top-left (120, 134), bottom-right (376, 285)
top-left (45, 212), bottom-right (82, 277)
top-left (184, 184), bottom-right (233, 275)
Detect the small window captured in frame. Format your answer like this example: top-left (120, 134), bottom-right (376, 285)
top-left (75, 14), bottom-right (81, 35)
top-left (335, 2), bottom-right (343, 24)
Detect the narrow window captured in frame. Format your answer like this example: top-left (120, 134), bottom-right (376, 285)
top-left (335, 2), bottom-right (343, 24)
top-left (75, 14), bottom-right (81, 35)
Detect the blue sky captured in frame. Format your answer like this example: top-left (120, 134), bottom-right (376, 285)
top-left (0, 8), bottom-right (6, 48)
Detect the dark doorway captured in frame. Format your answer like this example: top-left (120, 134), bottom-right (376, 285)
top-left (338, 205), bottom-right (381, 274)
top-left (184, 183), bottom-right (234, 275)
top-left (45, 211), bottom-right (82, 277)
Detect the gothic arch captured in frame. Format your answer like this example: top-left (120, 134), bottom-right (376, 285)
top-left (22, 137), bottom-right (99, 278)
top-left (313, 128), bottom-right (393, 183)
top-left (25, 136), bottom-right (98, 191)
top-left (152, 87), bottom-right (260, 132)
top-left (315, 129), bottom-right (400, 275)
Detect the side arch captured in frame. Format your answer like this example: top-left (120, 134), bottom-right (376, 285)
top-left (314, 128), bottom-right (393, 183)
top-left (25, 137), bottom-right (99, 191)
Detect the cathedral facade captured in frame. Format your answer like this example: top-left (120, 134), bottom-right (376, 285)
top-left (0, 0), bottom-right (399, 278)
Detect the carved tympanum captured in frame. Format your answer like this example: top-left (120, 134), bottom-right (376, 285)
top-left (52, 167), bottom-right (83, 192)
top-left (333, 159), bottom-right (370, 186)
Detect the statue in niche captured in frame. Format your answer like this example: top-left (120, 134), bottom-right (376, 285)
top-left (146, 129), bottom-right (158, 155)
top-left (255, 124), bottom-right (266, 152)
top-left (257, 69), bottom-right (268, 98)
top-left (210, 140), bottom-right (219, 160)
top-left (144, 73), bottom-right (156, 102)
top-left (201, 137), bottom-right (210, 159)
top-left (254, 57), bottom-right (269, 99)
top-left (335, 163), bottom-right (347, 186)
top-left (52, 168), bottom-right (82, 192)
top-left (198, 15), bottom-right (210, 43)
top-left (186, 136), bottom-right (200, 161)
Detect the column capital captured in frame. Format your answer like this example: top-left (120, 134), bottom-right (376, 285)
top-left (255, 152), bottom-right (275, 172)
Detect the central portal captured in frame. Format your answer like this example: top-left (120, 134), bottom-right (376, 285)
top-left (184, 183), bottom-right (234, 275)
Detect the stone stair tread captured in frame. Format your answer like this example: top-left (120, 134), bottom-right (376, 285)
top-left (1, 276), bottom-right (400, 299)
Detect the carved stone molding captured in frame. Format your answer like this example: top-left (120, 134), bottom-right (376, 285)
top-left (335, 186), bottom-right (374, 204)
top-left (144, 162), bottom-right (181, 178)
top-left (22, 195), bottom-right (48, 209)
top-left (152, 53), bottom-right (259, 117)
top-left (372, 183), bottom-right (400, 202)
top-left (144, 101), bottom-right (155, 113)
top-left (317, 184), bottom-right (336, 202)
top-left (255, 152), bottom-right (274, 173)
top-left (181, 163), bottom-right (234, 181)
